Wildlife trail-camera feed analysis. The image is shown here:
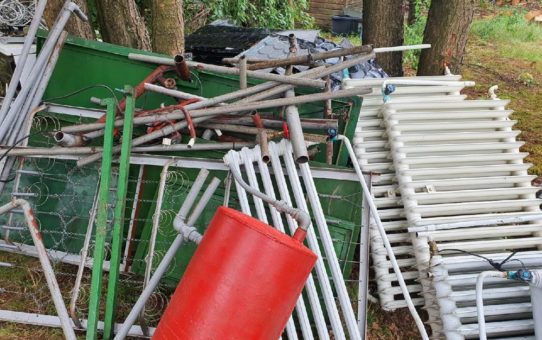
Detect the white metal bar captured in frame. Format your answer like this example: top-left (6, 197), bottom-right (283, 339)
top-left (279, 142), bottom-right (346, 340)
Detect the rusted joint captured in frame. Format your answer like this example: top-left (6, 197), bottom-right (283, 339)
top-left (174, 54), bottom-right (192, 81)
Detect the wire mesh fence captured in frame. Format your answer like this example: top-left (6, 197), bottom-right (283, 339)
top-left (0, 131), bottom-right (366, 337)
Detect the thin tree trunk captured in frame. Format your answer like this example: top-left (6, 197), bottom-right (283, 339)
top-left (362, 0), bottom-right (405, 76)
top-left (95, 0), bottom-right (151, 50)
top-left (44, 0), bottom-right (95, 39)
top-left (152, 0), bottom-right (185, 55)
top-left (417, 0), bottom-right (475, 76)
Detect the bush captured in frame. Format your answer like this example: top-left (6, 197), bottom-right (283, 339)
top-left (404, 15), bottom-right (427, 70)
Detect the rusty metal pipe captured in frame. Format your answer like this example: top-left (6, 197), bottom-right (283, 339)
top-left (199, 123), bottom-right (276, 135)
top-left (210, 116), bottom-right (338, 131)
top-left (0, 199), bottom-right (77, 340)
top-left (128, 53), bottom-right (326, 88)
top-left (257, 129), bottom-right (270, 163)
top-left (245, 45), bottom-right (373, 70)
top-left (54, 131), bottom-right (87, 147)
top-left (61, 86), bottom-right (370, 136)
top-left (236, 53), bottom-right (375, 104)
top-left (285, 90), bottom-right (308, 163)
top-left (174, 54), bottom-right (191, 81)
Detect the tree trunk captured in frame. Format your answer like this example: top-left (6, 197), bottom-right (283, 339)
top-left (417, 0), bottom-right (475, 76)
top-left (407, 0), bottom-right (417, 25)
top-left (94, 0), bottom-right (151, 50)
top-left (44, 0), bottom-right (95, 39)
top-left (362, 0), bottom-right (405, 76)
top-left (152, 0), bottom-right (184, 55)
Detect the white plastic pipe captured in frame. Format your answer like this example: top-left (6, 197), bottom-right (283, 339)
top-left (337, 135), bottom-right (429, 340)
top-left (476, 271), bottom-right (507, 340)
top-left (374, 44), bottom-right (431, 53)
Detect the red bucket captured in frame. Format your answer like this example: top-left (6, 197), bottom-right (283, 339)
top-left (153, 206), bottom-right (317, 340)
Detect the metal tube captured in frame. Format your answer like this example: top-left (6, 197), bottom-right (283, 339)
top-left (114, 234), bottom-right (184, 340)
top-left (236, 53), bottom-right (375, 104)
top-left (224, 152), bottom-right (311, 232)
top-left (211, 116), bottom-right (338, 131)
top-left (373, 44), bottom-right (431, 53)
top-left (357, 173), bottom-right (371, 336)
top-left (0, 142), bottom-right (255, 156)
top-left (174, 169), bottom-right (209, 229)
top-left (222, 44), bottom-right (424, 64)
top-left (0, 0), bottom-right (48, 126)
top-left (277, 142), bottom-right (342, 338)
top-left (115, 175), bottom-right (219, 340)
top-left (245, 45), bottom-right (373, 70)
top-left (410, 213), bottom-right (542, 234)
top-left (57, 66), bottom-right (325, 134)
top-left (336, 135), bottom-right (429, 340)
top-left (257, 130), bottom-right (270, 164)
top-left (128, 53), bottom-right (326, 88)
top-left (143, 83), bottom-right (206, 101)
top-left (239, 55), bottom-right (247, 89)
top-left (285, 90), bottom-right (308, 163)
top-left (69, 184), bottom-right (100, 327)
top-left (0, 2), bottom-right (85, 141)
top-left (54, 131), bottom-right (86, 147)
top-left (185, 178), bottom-right (221, 230)
top-left (0, 199), bottom-right (77, 340)
top-left (75, 87), bottom-right (371, 167)
top-left (530, 271), bottom-right (542, 340)
top-left (476, 271), bottom-right (507, 340)
top-left (199, 123), bottom-right (275, 135)
top-left (174, 54), bottom-right (191, 81)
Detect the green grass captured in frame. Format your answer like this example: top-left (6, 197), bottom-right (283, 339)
top-left (471, 9), bottom-right (542, 62)
top-left (404, 16), bottom-right (427, 71)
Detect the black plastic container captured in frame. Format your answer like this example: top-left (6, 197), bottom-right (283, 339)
top-left (331, 15), bottom-right (362, 36)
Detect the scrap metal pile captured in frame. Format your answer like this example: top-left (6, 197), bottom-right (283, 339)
top-left (0, 1), bottom-right (541, 340)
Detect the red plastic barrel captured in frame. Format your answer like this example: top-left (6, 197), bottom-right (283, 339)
top-left (153, 206), bottom-right (317, 340)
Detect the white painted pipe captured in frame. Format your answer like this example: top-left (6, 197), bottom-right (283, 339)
top-left (277, 142), bottom-right (344, 339)
top-left (374, 44), bottom-right (431, 53)
top-left (336, 135), bottom-right (429, 340)
top-left (380, 80), bottom-right (475, 94)
top-left (476, 271), bottom-right (508, 340)
top-left (343, 75), bottom-right (462, 88)
top-left (396, 130), bottom-right (520, 142)
top-left (529, 270), bottom-right (542, 340)
top-left (266, 143), bottom-right (330, 340)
